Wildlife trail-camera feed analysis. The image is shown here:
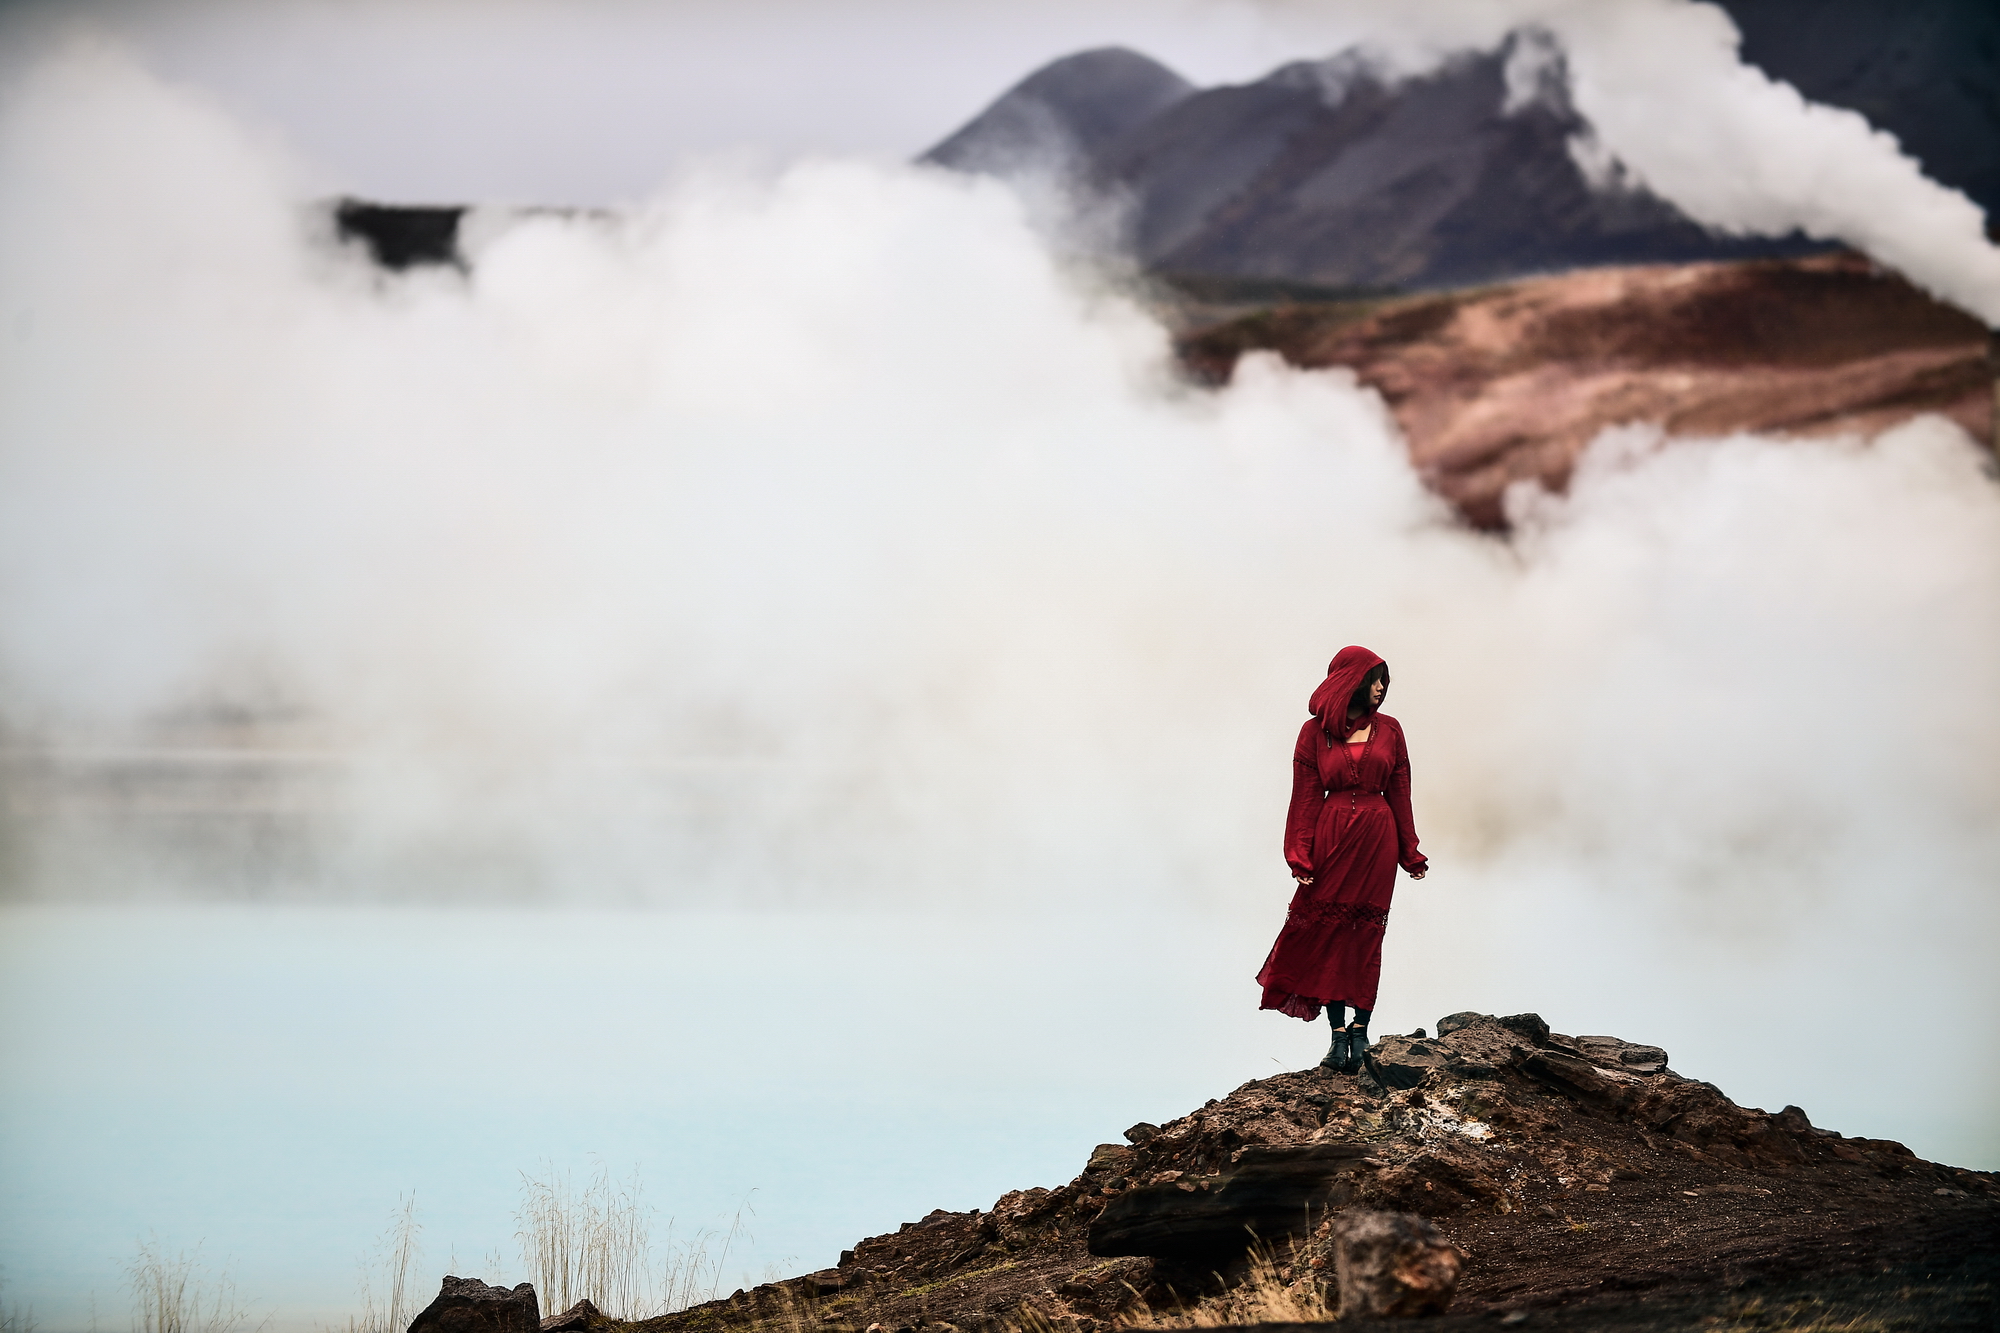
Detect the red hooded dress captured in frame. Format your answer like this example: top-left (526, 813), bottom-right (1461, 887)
top-left (1256, 645), bottom-right (1426, 1021)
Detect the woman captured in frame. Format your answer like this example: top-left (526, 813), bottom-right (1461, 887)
top-left (1256, 645), bottom-right (1427, 1073)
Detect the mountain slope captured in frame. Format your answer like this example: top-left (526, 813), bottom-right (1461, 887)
top-left (922, 32), bottom-right (1823, 295)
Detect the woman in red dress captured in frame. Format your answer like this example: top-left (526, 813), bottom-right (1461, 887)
top-left (1256, 645), bottom-right (1428, 1073)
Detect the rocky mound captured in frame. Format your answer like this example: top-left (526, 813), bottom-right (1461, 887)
top-left (610, 1011), bottom-right (1995, 1333)
top-left (1176, 250), bottom-right (1996, 529)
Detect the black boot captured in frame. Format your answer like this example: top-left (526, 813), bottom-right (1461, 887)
top-left (1343, 1023), bottom-right (1369, 1074)
top-left (1320, 1027), bottom-right (1350, 1071)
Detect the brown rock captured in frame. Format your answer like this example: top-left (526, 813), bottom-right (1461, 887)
top-left (408, 1277), bottom-right (540, 1333)
top-left (1329, 1210), bottom-right (1464, 1317)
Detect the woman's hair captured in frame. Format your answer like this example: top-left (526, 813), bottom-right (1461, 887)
top-left (1347, 662), bottom-right (1389, 715)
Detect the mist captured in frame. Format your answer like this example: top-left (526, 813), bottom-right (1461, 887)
top-left (1, 29), bottom-right (1998, 1332)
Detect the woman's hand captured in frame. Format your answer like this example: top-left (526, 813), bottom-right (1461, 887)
top-left (1408, 865), bottom-right (1427, 880)
top-left (1292, 872), bottom-right (1314, 886)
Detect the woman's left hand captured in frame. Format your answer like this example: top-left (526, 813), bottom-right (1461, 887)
top-left (1408, 866), bottom-right (1427, 880)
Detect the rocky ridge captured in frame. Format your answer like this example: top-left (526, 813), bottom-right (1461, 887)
top-left (597, 1011), bottom-right (1997, 1333)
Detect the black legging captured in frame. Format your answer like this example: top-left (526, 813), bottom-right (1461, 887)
top-left (1328, 1004), bottom-right (1373, 1030)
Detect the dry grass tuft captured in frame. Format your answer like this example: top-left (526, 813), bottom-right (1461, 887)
top-left (345, 1195), bottom-right (424, 1333)
top-left (516, 1161), bottom-right (746, 1319)
top-left (127, 1240), bottom-right (260, 1333)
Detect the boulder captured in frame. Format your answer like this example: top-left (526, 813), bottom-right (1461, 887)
top-left (408, 1278), bottom-right (540, 1333)
top-left (538, 1299), bottom-right (601, 1333)
top-left (1330, 1210), bottom-right (1464, 1317)
top-left (1087, 1142), bottom-right (1373, 1261)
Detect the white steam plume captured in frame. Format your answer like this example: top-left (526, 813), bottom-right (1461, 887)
top-left (1547, 0), bottom-right (2000, 324)
top-left (0, 31), bottom-right (1996, 977)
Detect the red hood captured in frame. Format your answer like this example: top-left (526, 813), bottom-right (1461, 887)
top-left (1308, 645), bottom-right (1388, 741)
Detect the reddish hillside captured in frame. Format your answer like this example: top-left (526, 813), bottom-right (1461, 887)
top-left (1177, 253), bottom-right (1995, 529)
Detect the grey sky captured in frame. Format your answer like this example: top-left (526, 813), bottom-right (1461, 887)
top-left (0, 0), bottom-right (1540, 203)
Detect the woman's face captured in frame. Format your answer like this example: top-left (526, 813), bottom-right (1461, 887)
top-left (1368, 676), bottom-right (1387, 708)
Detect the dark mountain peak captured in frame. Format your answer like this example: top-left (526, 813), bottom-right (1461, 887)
top-left (924, 29), bottom-right (1825, 296)
top-left (920, 46), bottom-right (1196, 174)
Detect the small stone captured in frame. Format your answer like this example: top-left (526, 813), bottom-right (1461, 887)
top-left (538, 1299), bottom-right (600, 1333)
top-left (1123, 1122), bottom-right (1161, 1145)
top-left (1330, 1209), bottom-right (1464, 1317)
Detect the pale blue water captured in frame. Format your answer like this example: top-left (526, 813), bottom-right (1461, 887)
top-left (0, 905), bottom-right (1289, 1331)
top-left (6, 883), bottom-right (1993, 1333)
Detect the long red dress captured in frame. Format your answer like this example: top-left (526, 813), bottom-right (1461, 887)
top-left (1256, 646), bottom-right (1426, 1021)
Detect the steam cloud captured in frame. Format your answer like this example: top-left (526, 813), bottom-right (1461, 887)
top-left (2, 39), bottom-right (1997, 925)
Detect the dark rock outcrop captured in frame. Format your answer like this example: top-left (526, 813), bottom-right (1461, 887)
top-left (334, 200), bottom-right (464, 270)
top-left (1087, 1141), bottom-right (1373, 1261)
top-left (408, 1277), bottom-right (540, 1333)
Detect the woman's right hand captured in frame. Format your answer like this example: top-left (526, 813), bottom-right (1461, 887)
top-left (1292, 873), bottom-right (1314, 885)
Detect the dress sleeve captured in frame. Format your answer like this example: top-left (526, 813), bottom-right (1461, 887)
top-left (1387, 721), bottom-right (1426, 873)
top-left (1284, 723), bottom-right (1321, 875)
